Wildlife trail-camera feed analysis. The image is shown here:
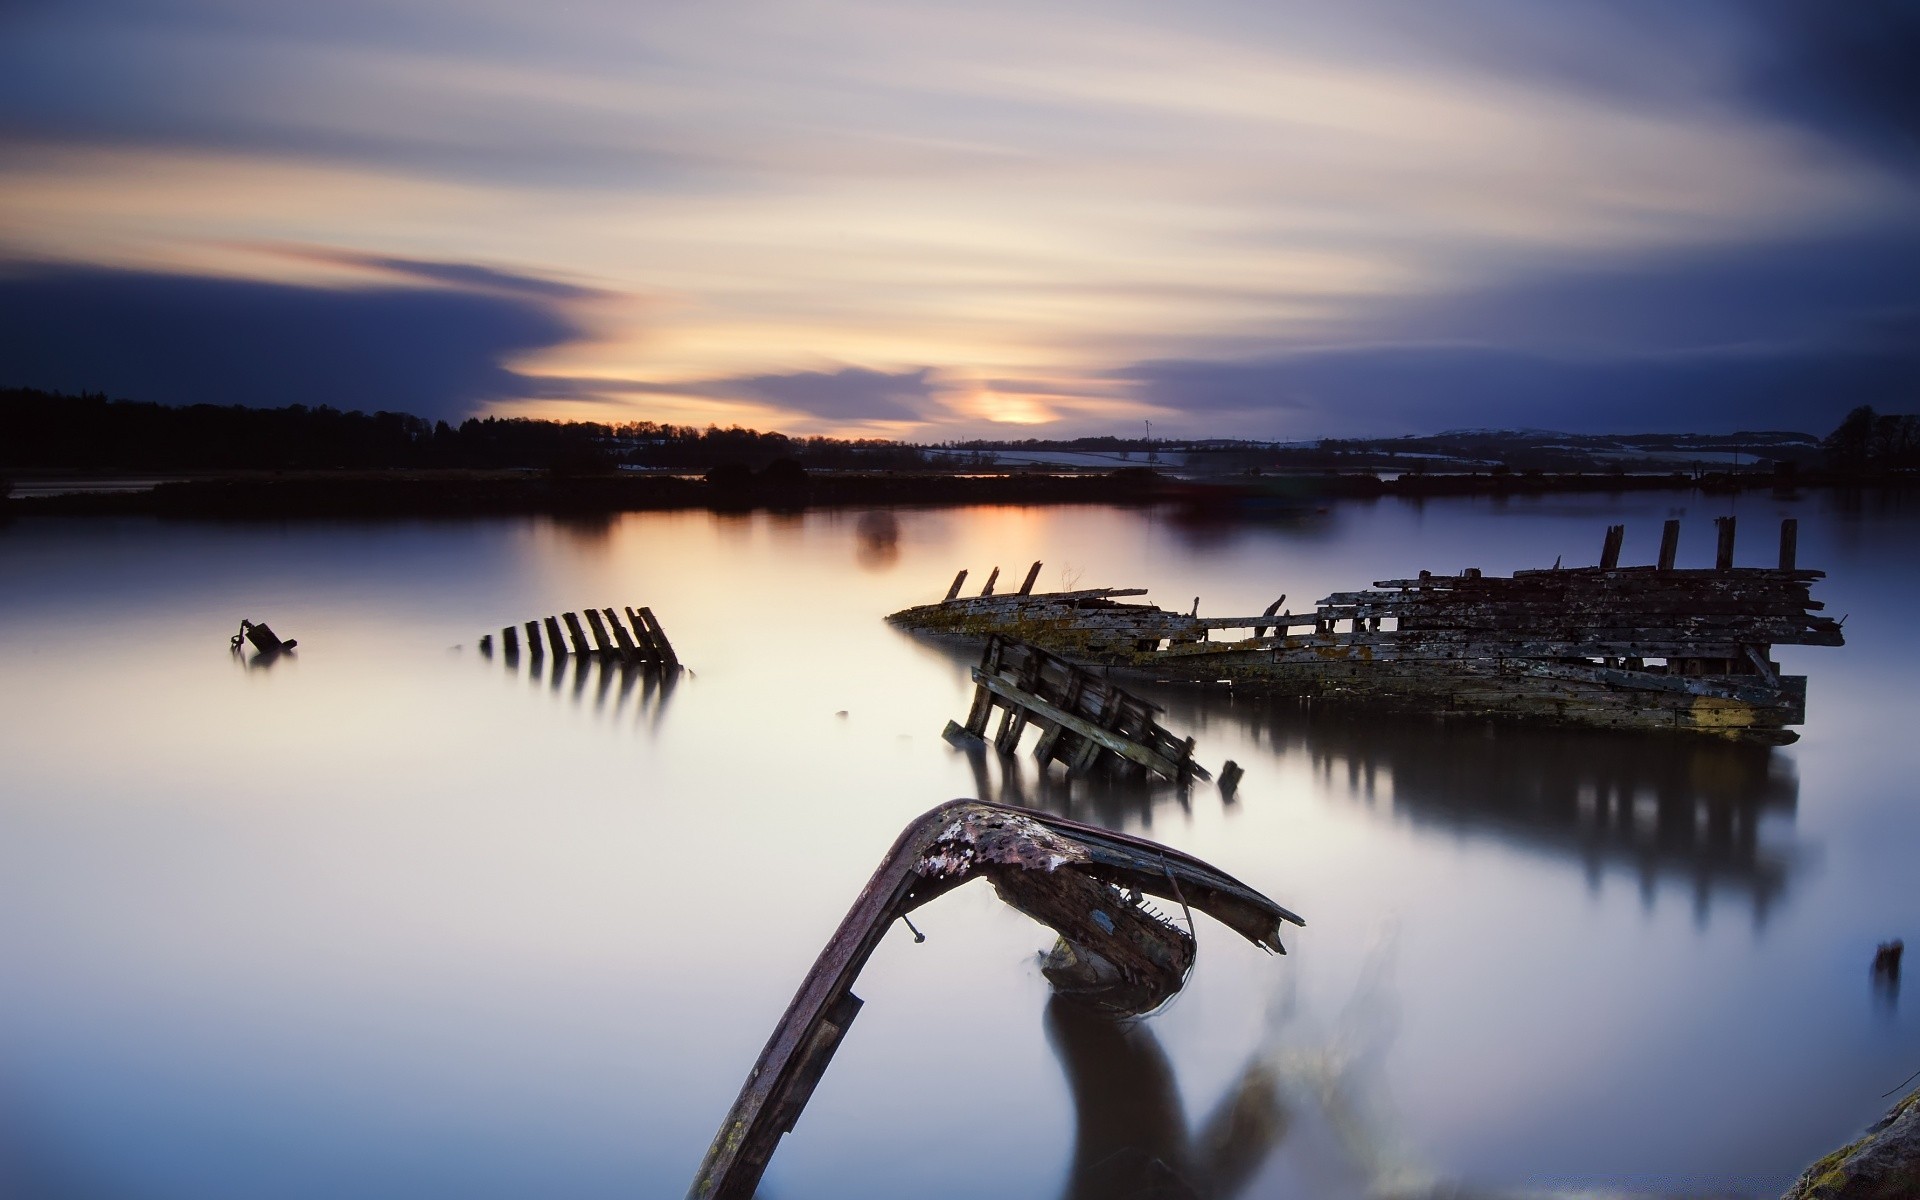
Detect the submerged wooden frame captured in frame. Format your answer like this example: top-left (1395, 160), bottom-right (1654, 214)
top-left (686, 799), bottom-right (1302, 1200)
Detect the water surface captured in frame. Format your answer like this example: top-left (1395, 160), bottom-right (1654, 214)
top-left (1, 493), bottom-right (1915, 1198)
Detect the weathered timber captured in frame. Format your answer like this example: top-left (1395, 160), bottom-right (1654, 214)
top-left (1658, 518), bottom-right (1680, 571)
top-left (561, 612), bottom-right (593, 656)
top-left (687, 799), bottom-right (1303, 1200)
top-left (1779, 517), bottom-right (1798, 572)
top-left (890, 520), bottom-right (1841, 743)
top-left (1018, 560), bottom-right (1044, 595)
top-left (1600, 524), bottom-right (1624, 570)
top-left (636, 607), bottom-right (679, 668)
top-left (601, 608), bottom-right (638, 655)
top-left (946, 636), bottom-right (1211, 781)
top-left (583, 608), bottom-right (615, 655)
top-left (476, 606), bottom-right (682, 669)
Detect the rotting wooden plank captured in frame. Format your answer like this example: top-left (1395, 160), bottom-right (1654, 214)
top-left (583, 608), bottom-right (616, 655)
top-left (562, 612), bottom-right (593, 656)
top-left (943, 570), bottom-right (968, 602)
top-left (1600, 524), bottom-right (1624, 570)
top-left (971, 670), bottom-right (1186, 779)
top-left (1018, 561), bottom-right (1043, 596)
top-left (981, 566), bottom-right (1001, 596)
top-left (638, 607), bottom-right (679, 668)
top-left (545, 616), bottom-right (567, 657)
top-left (1659, 519), bottom-right (1680, 571)
top-left (600, 608), bottom-right (638, 656)
top-left (526, 620), bottom-right (544, 657)
top-left (624, 607), bottom-right (658, 659)
top-left (1779, 518), bottom-right (1798, 572)
top-left (1716, 516), bottom-right (1737, 571)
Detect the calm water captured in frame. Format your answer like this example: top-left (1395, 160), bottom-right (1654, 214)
top-left (1, 493), bottom-right (1915, 1199)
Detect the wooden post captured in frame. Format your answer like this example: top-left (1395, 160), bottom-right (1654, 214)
top-left (1600, 524), bottom-right (1624, 570)
top-left (1254, 595), bottom-right (1286, 639)
top-left (1658, 519), bottom-right (1680, 571)
top-left (943, 570), bottom-right (968, 602)
top-left (1778, 518), bottom-right (1798, 572)
top-left (1715, 516), bottom-right (1736, 571)
top-left (479, 634), bottom-right (493, 656)
top-left (962, 682), bottom-right (994, 735)
top-left (502, 626), bottom-right (519, 654)
top-left (526, 620), bottom-right (544, 657)
top-left (637, 607), bottom-right (679, 668)
top-left (602, 608), bottom-right (639, 656)
top-left (1018, 561), bottom-right (1043, 596)
top-left (981, 566), bottom-right (1000, 597)
top-left (545, 616), bottom-right (567, 657)
top-left (562, 612), bottom-right (593, 655)
top-left (583, 609), bottom-right (616, 655)
top-left (625, 607), bottom-right (658, 660)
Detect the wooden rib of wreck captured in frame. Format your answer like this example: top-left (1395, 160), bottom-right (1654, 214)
top-left (476, 604), bottom-right (679, 668)
top-left (890, 518), bottom-right (1843, 744)
top-left (945, 635), bottom-right (1211, 782)
top-left (688, 799), bottom-right (1302, 1200)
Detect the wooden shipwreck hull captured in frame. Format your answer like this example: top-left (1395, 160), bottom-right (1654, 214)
top-left (889, 519), bottom-right (1843, 744)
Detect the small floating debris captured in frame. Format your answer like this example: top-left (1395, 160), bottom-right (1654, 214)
top-left (945, 635), bottom-right (1210, 782)
top-left (687, 799), bottom-right (1302, 1200)
top-left (892, 519), bottom-right (1844, 743)
top-left (229, 618), bottom-right (296, 660)
top-left (476, 605), bottom-right (679, 669)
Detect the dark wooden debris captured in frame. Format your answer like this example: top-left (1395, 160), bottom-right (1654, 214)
top-left (686, 799), bottom-right (1303, 1200)
top-left (944, 636), bottom-right (1211, 782)
top-left (230, 618), bottom-right (296, 656)
top-left (888, 520), bottom-right (1842, 743)
top-left (477, 606), bottom-right (681, 669)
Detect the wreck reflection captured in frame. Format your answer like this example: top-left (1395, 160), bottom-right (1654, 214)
top-left (1047, 998), bottom-right (1290, 1200)
top-left (485, 647), bottom-right (679, 730)
top-left (1171, 693), bottom-right (1800, 924)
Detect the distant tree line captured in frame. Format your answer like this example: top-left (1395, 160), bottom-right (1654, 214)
top-left (1824, 406), bottom-right (1920, 471)
top-left (0, 388), bottom-right (941, 473)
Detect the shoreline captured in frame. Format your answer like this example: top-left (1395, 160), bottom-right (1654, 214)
top-left (2, 467), bottom-right (1912, 520)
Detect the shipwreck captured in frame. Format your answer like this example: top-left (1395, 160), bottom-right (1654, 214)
top-left (890, 518), bottom-right (1843, 744)
top-left (688, 800), bottom-right (1302, 1200)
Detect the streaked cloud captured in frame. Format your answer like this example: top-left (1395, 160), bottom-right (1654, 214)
top-left (1, 0), bottom-right (1916, 436)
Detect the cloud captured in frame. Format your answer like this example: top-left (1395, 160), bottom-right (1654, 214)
top-left (714, 366), bottom-right (939, 423)
top-left (1125, 334), bottom-right (1920, 440)
top-left (527, 365), bottom-right (943, 426)
top-left (0, 262), bottom-right (584, 421)
top-left (1739, 0), bottom-right (1920, 176)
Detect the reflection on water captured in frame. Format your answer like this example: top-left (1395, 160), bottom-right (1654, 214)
top-left (480, 645), bottom-right (679, 730)
top-left (1048, 997), bottom-right (1290, 1200)
top-left (1153, 689), bottom-right (1800, 926)
top-left (854, 510), bottom-right (900, 571)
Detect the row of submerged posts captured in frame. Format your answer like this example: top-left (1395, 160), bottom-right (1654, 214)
top-left (476, 605), bottom-right (678, 669)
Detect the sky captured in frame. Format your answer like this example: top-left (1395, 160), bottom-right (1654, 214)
top-left (1, 0), bottom-right (1917, 440)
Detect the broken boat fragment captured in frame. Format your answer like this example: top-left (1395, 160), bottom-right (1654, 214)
top-left (686, 799), bottom-right (1302, 1200)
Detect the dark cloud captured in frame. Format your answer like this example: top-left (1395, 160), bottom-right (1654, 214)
top-left (1126, 334), bottom-right (1920, 439)
top-left (284, 249), bottom-right (607, 302)
top-left (514, 365), bottom-right (941, 425)
top-left (1125, 224), bottom-right (1920, 438)
top-left (1381, 229), bottom-right (1920, 355)
top-left (719, 366), bottom-right (936, 422)
top-left (0, 263), bottom-right (581, 420)
top-left (1741, 0), bottom-right (1920, 174)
